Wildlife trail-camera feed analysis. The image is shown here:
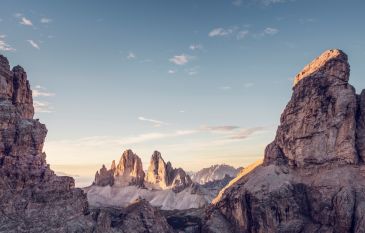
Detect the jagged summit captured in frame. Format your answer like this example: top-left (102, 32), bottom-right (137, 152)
top-left (294, 49), bottom-right (349, 86)
top-left (265, 49), bottom-right (358, 168)
top-left (94, 149), bottom-right (145, 187)
top-left (204, 50), bottom-right (365, 232)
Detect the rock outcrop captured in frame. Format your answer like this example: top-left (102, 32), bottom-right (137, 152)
top-left (146, 151), bottom-right (192, 192)
top-left (93, 149), bottom-right (145, 187)
top-left (191, 164), bottom-right (242, 185)
top-left (92, 199), bottom-right (173, 233)
top-left (0, 54), bottom-right (93, 232)
top-left (204, 49), bottom-right (365, 233)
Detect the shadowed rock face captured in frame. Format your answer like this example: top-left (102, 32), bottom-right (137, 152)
top-left (0, 55), bottom-right (93, 232)
top-left (204, 49), bottom-right (365, 233)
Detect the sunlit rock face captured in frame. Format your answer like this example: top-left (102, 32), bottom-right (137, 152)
top-left (0, 54), bottom-right (93, 232)
top-left (146, 151), bottom-right (192, 192)
top-left (204, 49), bottom-right (365, 233)
top-left (94, 149), bottom-right (145, 187)
top-left (89, 151), bottom-right (204, 210)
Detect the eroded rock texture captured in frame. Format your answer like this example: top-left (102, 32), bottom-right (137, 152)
top-left (204, 49), bottom-right (365, 233)
top-left (92, 199), bottom-right (173, 233)
top-left (0, 55), bottom-right (94, 232)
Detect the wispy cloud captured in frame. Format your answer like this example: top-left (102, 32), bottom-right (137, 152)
top-left (237, 30), bottom-right (249, 40)
top-left (0, 35), bottom-right (16, 51)
top-left (263, 27), bottom-right (279, 35)
top-left (185, 66), bottom-right (199, 76)
top-left (168, 70), bottom-right (176, 74)
top-left (229, 127), bottom-right (266, 139)
top-left (189, 44), bottom-right (203, 51)
top-left (169, 54), bottom-right (191, 65)
top-left (48, 130), bottom-right (197, 148)
top-left (27, 40), bottom-right (40, 49)
top-left (33, 85), bottom-right (55, 113)
top-left (40, 17), bottom-right (52, 24)
top-left (34, 101), bottom-right (53, 113)
top-left (202, 125), bottom-right (240, 132)
top-left (127, 52), bottom-right (136, 60)
top-left (33, 85), bottom-right (55, 97)
top-left (209, 27), bottom-right (237, 37)
top-left (138, 116), bottom-right (169, 127)
top-left (20, 17), bottom-right (33, 26)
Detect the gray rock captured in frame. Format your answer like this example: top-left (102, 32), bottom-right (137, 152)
top-left (204, 49), bottom-right (365, 233)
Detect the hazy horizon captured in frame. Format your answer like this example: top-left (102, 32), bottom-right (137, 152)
top-left (1, 0), bottom-right (365, 186)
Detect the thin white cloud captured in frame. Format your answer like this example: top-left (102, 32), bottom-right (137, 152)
top-left (27, 40), bottom-right (40, 49)
top-left (40, 18), bottom-right (52, 24)
top-left (0, 35), bottom-right (16, 51)
top-left (209, 27), bottom-right (237, 37)
top-left (33, 87), bottom-right (55, 97)
top-left (169, 54), bottom-right (191, 65)
top-left (48, 130), bottom-right (197, 148)
top-left (237, 30), bottom-right (249, 40)
top-left (229, 127), bottom-right (266, 139)
top-left (185, 66), bottom-right (199, 76)
top-left (189, 44), bottom-right (203, 51)
top-left (168, 70), bottom-right (176, 74)
top-left (202, 126), bottom-right (240, 132)
top-left (127, 52), bottom-right (136, 60)
top-left (34, 101), bottom-right (53, 113)
top-left (263, 27), bottom-right (279, 35)
top-left (20, 17), bottom-right (33, 26)
top-left (138, 116), bottom-right (169, 127)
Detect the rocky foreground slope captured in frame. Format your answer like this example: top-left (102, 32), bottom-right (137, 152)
top-left (203, 49), bottom-right (365, 233)
top-left (0, 54), bottom-right (173, 233)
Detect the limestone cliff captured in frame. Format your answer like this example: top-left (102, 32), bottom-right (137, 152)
top-left (204, 49), bottom-right (365, 233)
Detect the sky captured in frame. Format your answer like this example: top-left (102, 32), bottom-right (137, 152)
top-left (1, 0), bottom-right (365, 186)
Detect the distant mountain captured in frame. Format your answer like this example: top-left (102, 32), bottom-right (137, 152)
top-left (86, 150), bottom-right (210, 210)
top-left (191, 164), bottom-right (242, 185)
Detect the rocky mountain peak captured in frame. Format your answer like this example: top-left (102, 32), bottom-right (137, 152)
top-left (205, 50), bottom-right (365, 232)
top-left (294, 49), bottom-right (349, 86)
top-left (265, 49), bottom-right (358, 168)
top-left (146, 151), bottom-right (192, 192)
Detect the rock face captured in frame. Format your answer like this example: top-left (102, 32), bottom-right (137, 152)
top-left (204, 49), bottom-right (365, 233)
top-left (146, 151), bottom-right (192, 192)
top-left (191, 164), bottom-right (242, 185)
top-left (0, 54), bottom-right (93, 232)
top-left (94, 149), bottom-right (145, 187)
top-left (92, 199), bottom-right (173, 233)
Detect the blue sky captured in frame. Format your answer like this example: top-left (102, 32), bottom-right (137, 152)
top-left (1, 0), bottom-right (365, 184)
